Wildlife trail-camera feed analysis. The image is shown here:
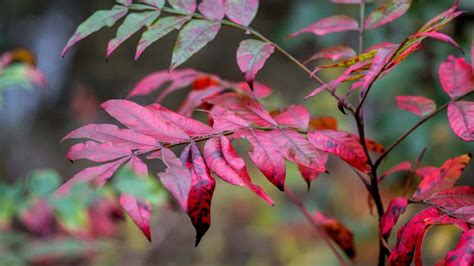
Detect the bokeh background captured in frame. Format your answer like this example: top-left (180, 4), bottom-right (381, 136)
top-left (1, 0), bottom-right (473, 265)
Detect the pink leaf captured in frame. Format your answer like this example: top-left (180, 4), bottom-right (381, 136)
top-left (380, 197), bottom-right (409, 238)
top-left (439, 56), bottom-right (473, 99)
top-left (120, 194), bottom-right (152, 241)
top-left (101, 99), bottom-right (190, 143)
top-left (57, 157), bottom-right (128, 194)
top-left (308, 130), bottom-right (370, 173)
top-left (209, 106), bottom-right (251, 131)
top-left (413, 154), bottom-right (471, 200)
top-left (395, 95), bottom-right (437, 117)
top-left (305, 45), bottom-right (357, 64)
top-left (178, 86), bottom-right (224, 116)
top-left (234, 128), bottom-right (286, 191)
top-left (272, 105), bottom-right (310, 130)
top-left (416, 166), bottom-right (438, 179)
top-left (441, 229), bottom-right (474, 266)
top-left (67, 141), bottom-right (132, 163)
top-left (206, 92), bottom-right (277, 127)
top-left (379, 161), bottom-right (412, 182)
top-left (62, 124), bottom-right (159, 150)
top-left (181, 142), bottom-right (216, 246)
top-left (236, 81), bottom-right (273, 99)
top-left (425, 186), bottom-right (474, 214)
top-left (448, 101), bottom-right (474, 142)
top-left (236, 39), bottom-right (275, 89)
top-left (361, 46), bottom-right (397, 92)
top-left (290, 15), bottom-right (359, 37)
top-left (168, 0), bottom-right (196, 14)
top-left (127, 156), bottom-right (149, 176)
top-left (157, 148), bottom-right (192, 211)
top-left (225, 0), bottom-right (259, 27)
top-left (203, 136), bottom-right (273, 205)
top-left (19, 198), bottom-right (54, 236)
top-left (414, 31), bottom-right (463, 54)
top-left (198, 0), bottom-right (225, 20)
top-left (364, 0), bottom-right (412, 30)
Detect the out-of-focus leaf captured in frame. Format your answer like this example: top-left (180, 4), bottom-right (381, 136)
top-left (439, 229), bottom-right (474, 266)
top-left (236, 39), bottom-right (274, 89)
top-left (380, 197), bottom-right (409, 238)
top-left (364, 0), bottom-right (412, 30)
top-left (309, 117), bottom-right (338, 130)
top-left (170, 20), bottom-right (221, 70)
top-left (28, 169), bottom-right (61, 196)
top-left (395, 95), bottom-right (437, 117)
top-left (438, 56), bottom-right (473, 99)
top-left (120, 194), bottom-right (152, 241)
top-left (168, 0), bottom-right (197, 14)
top-left (225, 0), bottom-right (259, 27)
top-left (290, 15), bottom-right (359, 37)
top-left (448, 101), bottom-right (474, 142)
top-left (378, 161), bottom-right (412, 182)
top-left (304, 45), bottom-right (357, 64)
top-left (315, 212), bottom-right (356, 260)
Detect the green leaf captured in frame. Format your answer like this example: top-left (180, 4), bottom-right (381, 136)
top-left (141, 0), bottom-right (165, 8)
top-left (135, 16), bottom-right (191, 60)
top-left (62, 5), bottom-right (128, 57)
top-left (113, 167), bottom-right (165, 205)
top-left (27, 169), bottom-right (61, 196)
top-left (170, 19), bottom-right (221, 70)
top-left (107, 11), bottom-right (161, 58)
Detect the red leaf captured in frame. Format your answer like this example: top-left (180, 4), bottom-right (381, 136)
top-left (364, 0), bottom-right (412, 30)
top-left (168, 0), bottom-right (196, 14)
top-left (146, 103), bottom-right (215, 136)
top-left (272, 105), bottom-right (310, 130)
top-left (438, 56), bottom-right (473, 99)
top-left (361, 46), bottom-right (397, 91)
top-left (158, 148), bottom-right (192, 211)
top-left (298, 164), bottom-right (323, 189)
top-left (203, 136), bottom-right (273, 205)
top-left (120, 194), bottom-right (152, 241)
top-left (378, 161), bottom-right (412, 182)
top-left (395, 95), bottom-right (437, 117)
top-left (57, 157), bottom-right (128, 194)
top-left (225, 0), bottom-right (259, 27)
top-left (413, 154), bottom-right (471, 200)
top-left (290, 15), bottom-right (359, 37)
top-left (315, 212), bottom-right (356, 260)
top-left (209, 106), bottom-right (251, 131)
top-left (425, 186), bottom-right (474, 214)
top-left (441, 229), bottom-right (474, 266)
top-left (19, 198), bottom-right (55, 236)
top-left (308, 130), bottom-right (370, 173)
top-left (305, 45), bottom-right (357, 64)
top-left (414, 32), bottom-right (463, 54)
top-left (365, 138), bottom-right (385, 154)
top-left (178, 86), bottom-right (224, 117)
top-left (198, 0), bottom-right (225, 20)
top-left (62, 124), bottom-right (159, 150)
top-left (309, 117), bottom-right (338, 130)
top-left (101, 100), bottom-right (190, 143)
top-left (448, 101), bottom-right (474, 142)
top-left (181, 142), bottom-right (216, 246)
top-left (416, 166), bottom-right (438, 179)
top-left (380, 197), bottom-right (409, 238)
top-left (234, 128), bottom-right (286, 190)
top-left (67, 141), bottom-right (132, 163)
top-left (206, 93), bottom-right (277, 127)
top-left (236, 39), bottom-right (274, 89)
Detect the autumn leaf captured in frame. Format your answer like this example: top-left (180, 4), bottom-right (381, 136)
top-left (290, 15), bottom-right (359, 37)
top-left (364, 0), bottom-right (412, 30)
top-left (198, 0), bottom-right (225, 20)
top-left (309, 117), bottom-right (338, 130)
top-left (315, 212), bottom-right (356, 260)
top-left (424, 186), bottom-right (474, 215)
top-left (236, 39), bottom-right (274, 89)
top-left (120, 194), bottom-right (152, 241)
top-left (304, 45), bottom-right (357, 64)
top-left (67, 141), bottom-right (132, 163)
top-left (271, 105), bottom-right (310, 130)
top-left (224, 0), bottom-right (259, 27)
top-left (448, 101), bottom-right (474, 142)
top-left (168, 0), bottom-right (197, 14)
top-left (438, 56), bottom-right (473, 99)
top-left (395, 95), bottom-right (437, 117)
top-left (380, 197), bottom-right (408, 238)
top-left (439, 229), bottom-right (474, 266)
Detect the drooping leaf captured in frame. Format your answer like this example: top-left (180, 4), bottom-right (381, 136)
top-left (425, 186), bottom-right (474, 214)
top-left (304, 45), bottom-right (357, 64)
top-left (62, 124), bottom-right (159, 150)
top-left (107, 11), bottom-right (161, 58)
top-left (361, 46), bottom-right (397, 91)
top-left (168, 0), bottom-right (197, 14)
top-left (157, 148), bottom-right (192, 211)
top-left (308, 130), bottom-right (370, 173)
top-left (413, 32), bottom-right (463, 54)
top-left (236, 39), bottom-right (274, 89)
top-left (315, 212), bottom-right (356, 260)
top-left (438, 56), bottom-right (473, 99)
top-left (309, 117), bottom-right (338, 130)
top-left (234, 128), bottom-right (286, 190)
top-left (62, 6), bottom-right (128, 57)
top-left (170, 20), bottom-right (221, 70)
top-left (448, 101), bottom-right (474, 142)
top-left (378, 161), bottom-right (412, 182)
top-left (135, 16), bottom-right (191, 60)
top-left (198, 0), bottom-right (225, 20)
top-left (440, 229), bottom-right (474, 266)
top-left (290, 15), bottom-right (359, 37)
top-left (395, 95), bottom-right (437, 117)
top-left (381, 197), bottom-right (409, 238)
top-left (101, 99), bottom-right (190, 143)
top-left (119, 194), bottom-right (152, 241)
top-left (67, 141), bottom-right (132, 163)
top-left (206, 93), bottom-right (277, 127)
top-left (224, 0), bottom-right (259, 27)
top-left (57, 157), bottom-right (128, 194)
top-left (203, 136), bottom-right (273, 205)
top-left (419, 0), bottom-right (460, 33)
top-left (181, 143), bottom-right (216, 246)
top-left (364, 0), bottom-right (412, 30)
top-left (413, 154), bottom-right (471, 200)
top-left (364, 138), bottom-right (385, 154)
top-left (272, 105), bottom-right (310, 130)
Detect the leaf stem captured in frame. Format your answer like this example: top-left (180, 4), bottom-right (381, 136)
top-left (358, 1), bottom-right (366, 55)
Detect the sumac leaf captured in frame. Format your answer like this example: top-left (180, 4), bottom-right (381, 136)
top-left (236, 39), bottom-right (274, 89)
top-left (290, 15), bottom-right (359, 37)
top-left (272, 105), bottom-right (310, 130)
top-left (119, 194), bottom-right (152, 241)
top-left (224, 0), bottom-right (259, 27)
top-left (414, 32), bottom-right (463, 54)
top-left (425, 186), bottom-right (474, 214)
top-left (364, 0), bottom-right (412, 30)
top-left (361, 46), bottom-right (397, 91)
top-left (62, 6), bottom-right (128, 57)
top-left (67, 141), bottom-right (132, 163)
top-left (413, 154), bottom-right (471, 200)
top-left (198, 0), bottom-right (225, 20)
top-left (448, 101), bottom-right (474, 142)
top-left (304, 45), bottom-right (357, 64)
top-left (438, 56), bottom-right (473, 99)
top-left (441, 229), bottom-right (474, 266)
top-left (378, 161), bottom-right (412, 182)
top-left (395, 95), bottom-right (437, 117)
top-left (168, 0), bottom-right (197, 14)
top-left (171, 20), bottom-right (221, 70)
top-left (315, 212), bottom-right (356, 260)
top-left (380, 197), bottom-right (409, 238)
